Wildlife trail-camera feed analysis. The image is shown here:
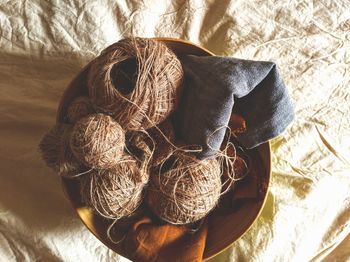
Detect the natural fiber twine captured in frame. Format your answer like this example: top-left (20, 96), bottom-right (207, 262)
top-left (148, 120), bottom-right (175, 167)
top-left (126, 119), bottom-right (175, 170)
top-left (70, 113), bottom-right (125, 169)
top-left (146, 152), bottom-right (222, 225)
top-left (126, 131), bottom-right (153, 181)
top-left (67, 96), bottom-right (95, 123)
top-left (80, 155), bottom-right (148, 219)
top-left (39, 124), bottom-right (85, 177)
top-left (88, 37), bottom-right (183, 130)
top-left (217, 130), bottom-right (251, 193)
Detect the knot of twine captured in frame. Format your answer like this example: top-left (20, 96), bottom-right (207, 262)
top-left (88, 37), bottom-right (183, 130)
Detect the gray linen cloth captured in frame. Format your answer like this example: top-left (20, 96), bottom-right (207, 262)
top-left (176, 55), bottom-right (294, 159)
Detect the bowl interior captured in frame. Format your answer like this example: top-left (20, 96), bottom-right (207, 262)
top-left (59, 38), bottom-right (271, 260)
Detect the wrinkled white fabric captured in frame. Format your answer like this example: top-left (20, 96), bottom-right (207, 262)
top-left (0, 1), bottom-right (349, 261)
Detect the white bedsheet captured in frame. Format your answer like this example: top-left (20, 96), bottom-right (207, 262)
top-left (0, 1), bottom-right (349, 261)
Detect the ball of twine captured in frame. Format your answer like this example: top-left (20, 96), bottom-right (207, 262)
top-left (39, 124), bottom-right (85, 177)
top-left (70, 113), bottom-right (125, 169)
top-left (146, 152), bottom-right (222, 225)
top-left (88, 37), bottom-right (184, 130)
top-left (80, 155), bottom-right (148, 219)
top-left (67, 96), bottom-right (95, 123)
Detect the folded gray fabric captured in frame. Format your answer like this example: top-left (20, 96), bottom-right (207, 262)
top-left (175, 55), bottom-right (294, 159)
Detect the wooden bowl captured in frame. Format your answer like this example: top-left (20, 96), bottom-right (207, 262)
top-left (58, 38), bottom-right (271, 260)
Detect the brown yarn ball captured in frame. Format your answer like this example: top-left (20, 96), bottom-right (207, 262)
top-left (146, 152), bottom-right (222, 225)
top-left (70, 113), bottom-right (125, 169)
top-left (88, 37), bottom-right (184, 130)
top-left (39, 124), bottom-right (85, 177)
top-left (67, 96), bottom-right (95, 123)
top-left (39, 124), bottom-right (66, 170)
top-left (80, 155), bottom-right (148, 219)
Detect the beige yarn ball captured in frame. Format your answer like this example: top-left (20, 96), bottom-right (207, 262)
top-left (39, 124), bottom-right (85, 177)
top-left (88, 37), bottom-right (184, 130)
top-left (80, 155), bottom-right (148, 219)
top-left (67, 96), bottom-right (95, 123)
top-left (70, 113), bottom-right (125, 169)
top-left (146, 152), bottom-right (222, 225)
